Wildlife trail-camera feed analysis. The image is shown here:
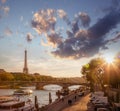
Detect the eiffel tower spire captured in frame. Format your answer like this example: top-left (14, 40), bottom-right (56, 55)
top-left (23, 50), bottom-right (28, 74)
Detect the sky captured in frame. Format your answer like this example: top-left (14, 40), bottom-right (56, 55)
top-left (0, 0), bottom-right (120, 77)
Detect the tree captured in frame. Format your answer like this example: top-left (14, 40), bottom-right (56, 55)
top-left (81, 55), bottom-right (120, 92)
top-left (81, 58), bottom-right (105, 92)
top-left (0, 72), bottom-right (14, 81)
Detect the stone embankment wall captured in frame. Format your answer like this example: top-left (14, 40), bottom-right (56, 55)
top-left (40, 90), bottom-right (89, 111)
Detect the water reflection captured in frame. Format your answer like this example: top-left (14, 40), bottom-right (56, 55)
top-left (43, 84), bottom-right (62, 91)
top-left (68, 85), bottom-right (81, 91)
top-left (0, 84), bottom-right (81, 107)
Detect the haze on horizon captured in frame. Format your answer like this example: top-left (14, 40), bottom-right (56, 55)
top-left (0, 0), bottom-right (120, 77)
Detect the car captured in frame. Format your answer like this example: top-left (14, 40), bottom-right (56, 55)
top-left (97, 108), bottom-right (110, 111)
top-left (94, 104), bottom-right (110, 111)
top-left (92, 97), bottom-right (108, 104)
top-left (78, 92), bottom-right (84, 97)
top-left (113, 103), bottom-right (120, 111)
top-left (92, 99), bottom-right (100, 104)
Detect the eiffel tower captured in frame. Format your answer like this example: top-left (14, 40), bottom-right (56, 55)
top-left (23, 50), bottom-right (28, 74)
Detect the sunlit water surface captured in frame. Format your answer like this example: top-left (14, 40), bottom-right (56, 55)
top-left (0, 85), bottom-right (81, 107)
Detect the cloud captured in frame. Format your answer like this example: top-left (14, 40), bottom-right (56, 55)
top-left (31, 9), bottom-right (71, 35)
top-left (57, 9), bottom-right (71, 25)
top-left (4, 27), bottom-right (12, 36)
top-left (26, 33), bottom-right (34, 42)
top-left (51, 32), bottom-right (90, 59)
top-left (2, 6), bottom-right (10, 15)
top-left (57, 9), bottom-right (67, 19)
top-left (52, 9), bottom-right (120, 59)
top-left (75, 29), bottom-right (88, 38)
top-left (31, 9), bottom-right (56, 35)
top-left (106, 32), bottom-right (120, 43)
top-left (40, 32), bottom-right (63, 47)
top-left (31, 7), bottom-right (120, 59)
top-left (88, 11), bottom-right (120, 39)
top-left (41, 39), bottom-right (49, 47)
top-left (0, 5), bottom-right (9, 19)
top-left (1, 0), bottom-right (6, 4)
top-left (66, 30), bottom-right (74, 38)
top-left (72, 21), bottom-right (79, 34)
top-left (103, 0), bottom-right (120, 13)
top-left (79, 12), bottom-right (91, 27)
top-left (46, 32), bottom-right (63, 47)
top-left (71, 12), bottom-right (90, 33)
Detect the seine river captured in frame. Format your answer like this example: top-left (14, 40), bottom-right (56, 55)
top-left (0, 85), bottom-right (80, 107)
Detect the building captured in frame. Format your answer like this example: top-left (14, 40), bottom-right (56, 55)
top-left (0, 69), bottom-right (6, 74)
top-left (23, 50), bottom-right (29, 74)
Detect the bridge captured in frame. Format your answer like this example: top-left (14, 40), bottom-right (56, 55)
top-left (0, 81), bottom-right (88, 90)
top-left (35, 81), bottom-right (88, 90)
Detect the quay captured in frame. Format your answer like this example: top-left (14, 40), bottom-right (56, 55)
top-left (39, 90), bottom-right (120, 111)
top-left (0, 89), bottom-right (89, 111)
top-left (40, 89), bottom-right (89, 111)
top-left (62, 94), bottom-right (91, 111)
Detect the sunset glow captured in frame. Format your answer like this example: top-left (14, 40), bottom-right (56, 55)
top-left (105, 55), bottom-right (114, 64)
top-left (0, 0), bottom-right (120, 77)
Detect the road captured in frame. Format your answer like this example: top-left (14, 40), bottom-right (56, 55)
top-left (62, 94), bottom-right (90, 111)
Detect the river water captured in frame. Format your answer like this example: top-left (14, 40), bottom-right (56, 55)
top-left (0, 84), bottom-right (81, 107)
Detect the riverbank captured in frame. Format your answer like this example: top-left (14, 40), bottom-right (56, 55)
top-left (40, 90), bottom-right (89, 111)
top-left (0, 85), bottom-right (20, 89)
top-left (62, 93), bottom-right (91, 111)
top-left (0, 85), bottom-right (11, 89)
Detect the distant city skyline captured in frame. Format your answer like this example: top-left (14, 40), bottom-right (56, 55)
top-left (0, 0), bottom-right (120, 77)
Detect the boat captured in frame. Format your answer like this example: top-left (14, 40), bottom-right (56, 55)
top-left (0, 96), bottom-right (14, 103)
top-left (56, 87), bottom-right (70, 96)
top-left (13, 87), bottom-right (33, 95)
top-left (0, 99), bottom-right (34, 111)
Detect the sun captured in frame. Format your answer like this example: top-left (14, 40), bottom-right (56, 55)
top-left (104, 55), bottom-right (114, 64)
top-left (106, 57), bottom-right (113, 63)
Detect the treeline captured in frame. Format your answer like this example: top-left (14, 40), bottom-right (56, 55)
top-left (0, 69), bottom-right (84, 83)
top-left (0, 72), bottom-right (56, 82)
top-left (0, 71), bottom-right (79, 83)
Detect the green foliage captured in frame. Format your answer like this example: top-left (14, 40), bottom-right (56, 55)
top-left (13, 73), bottom-right (35, 81)
top-left (81, 58), bottom-right (106, 91)
top-left (0, 71), bottom-right (55, 82)
top-left (81, 56), bottom-right (120, 91)
top-left (0, 72), bottom-right (14, 81)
